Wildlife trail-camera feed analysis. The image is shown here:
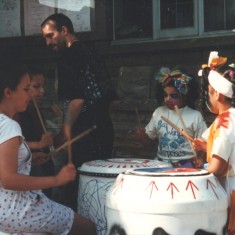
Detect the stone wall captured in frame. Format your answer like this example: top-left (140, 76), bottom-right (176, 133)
top-left (111, 66), bottom-right (159, 159)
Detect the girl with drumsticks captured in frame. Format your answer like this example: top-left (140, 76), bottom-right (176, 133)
top-left (193, 53), bottom-right (235, 234)
top-left (135, 67), bottom-right (207, 168)
top-left (0, 62), bottom-right (97, 235)
top-left (14, 66), bottom-right (55, 198)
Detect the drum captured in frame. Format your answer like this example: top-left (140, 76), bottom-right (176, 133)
top-left (106, 167), bottom-right (228, 235)
top-left (77, 158), bottom-right (172, 235)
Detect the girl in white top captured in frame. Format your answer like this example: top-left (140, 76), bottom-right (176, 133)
top-left (135, 67), bottom-right (207, 168)
top-left (0, 62), bottom-right (96, 235)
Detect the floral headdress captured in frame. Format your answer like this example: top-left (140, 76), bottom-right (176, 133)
top-left (155, 67), bottom-right (192, 95)
top-left (198, 51), bottom-right (227, 76)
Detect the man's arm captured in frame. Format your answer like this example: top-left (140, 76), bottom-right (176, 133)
top-left (64, 98), bottom-right (84, 140)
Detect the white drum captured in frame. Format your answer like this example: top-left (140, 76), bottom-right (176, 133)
top-left (77, 158), bottom-right (172, 235)
top-left (106, 167), bottom-right (228, 235)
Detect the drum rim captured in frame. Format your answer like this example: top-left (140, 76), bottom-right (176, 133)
top-left (77, 169), bottom-right (120, 178)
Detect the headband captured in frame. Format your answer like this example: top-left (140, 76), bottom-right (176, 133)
top-left (155, 67), bottom-right (192, 95)
top-left (208, 70), bottom-right (233, 98)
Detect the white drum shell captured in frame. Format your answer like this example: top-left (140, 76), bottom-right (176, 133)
top-left (78, 158), bottom-right (172, 235)
top-left (105, 168), bottom-right (228, 235)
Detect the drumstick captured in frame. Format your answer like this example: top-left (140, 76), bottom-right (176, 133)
top-left (135, 108), bottom-right (142, 129)
top-left (160, 115), bottom-right (194, 142)
top-left (32, 97), bottom-right (55, 152)
top-left (32, 97), bottom-right (47, 133)
top-left (67, 128), bottom-right (72, 164)
top-left (51, 125), bottom-right (96, 158)
top-left (174, 105), bottom-right (196, 155)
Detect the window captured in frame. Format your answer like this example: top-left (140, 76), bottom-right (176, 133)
top-left (155, 0), bottom-right (197, 39)
top-left (204, 0), bottom-right (235, 32)
top-left (113, 0), bottom-right (152, 40)
top-left (160, 0), bottom-right (194, 29)
top-left (113, 0), bottom-right (235, 42)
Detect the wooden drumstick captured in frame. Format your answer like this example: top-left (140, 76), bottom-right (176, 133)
top-left (135, 108), bottom-right (142, 129)
top-left (32, 97), bottom-right (47, 133)
top-left (51, 125), bottom-right (96, 158)
top-left (32, 97), bottom-right (55, 152)
top-left (160, 115), bottom-right (194, 142)
top-left (174, 105), bottom-right (196, 155)
top-left (67, 127), bottom-right (72, 164)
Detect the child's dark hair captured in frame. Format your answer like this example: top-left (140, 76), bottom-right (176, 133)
top-left (28, 66), bottom-right (45, 79)
top-left (0, 62), bottom-right (29, 101)
top-left (199, 65), bottom-right (235, 109)
top-left (198, 67), bottom-right (210, 112)
top-left (221, 67), bottom-right (235, 107)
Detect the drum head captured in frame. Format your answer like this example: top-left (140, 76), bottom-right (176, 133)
top-left (78, 158), bottom-right (172, 176)
top-left (126, 167), bottom-right (209, 177)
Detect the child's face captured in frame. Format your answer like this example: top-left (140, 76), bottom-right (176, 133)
top-left (163, 86), bottom-right (183, 110)
top-left (30, 74), bottom-right (45, 103)
top-left (10, 73), bottom-right (31, 114)
top-left (206, 84), bottom-right (219, 114)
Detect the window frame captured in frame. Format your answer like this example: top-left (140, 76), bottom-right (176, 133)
top-left (112, 0), bottom-right (235, 44)
top-left (154, 0), bottom-right (199, 39)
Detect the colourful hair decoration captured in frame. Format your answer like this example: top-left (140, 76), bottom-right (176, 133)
top-left (202, 51), bottom-right (227, 70)
top-left (155, 67), bottom-right (192, 95)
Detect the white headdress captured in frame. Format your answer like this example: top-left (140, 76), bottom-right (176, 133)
top-left (208, 70), bottom-right (233, 98)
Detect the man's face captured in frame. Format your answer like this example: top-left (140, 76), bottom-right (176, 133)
top-left (41, 21), bottom-right (66, 52)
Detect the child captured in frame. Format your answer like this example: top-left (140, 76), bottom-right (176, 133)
top-left (14, 67), bottom-right (54, 198)
top-left (0, 62), bottom-right (96, 235)
top-left (135, 67), bottom-right (207, 168)
top-left (194, 63), bottom-right (235, 235)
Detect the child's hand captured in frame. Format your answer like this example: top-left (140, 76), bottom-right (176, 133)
top-left (134, 128), bottom-right (146, 141)
top-left (39, 132), bottom-right (54, 149)
top-left (55, 163), bottom-right (76, 186)
top-left (32, 152), bottom-right (50, 165)
top-left (192, 138), bottom-right (207, 152)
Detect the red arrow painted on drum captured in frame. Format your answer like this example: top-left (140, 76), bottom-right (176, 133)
top-left (113, 177), bottom-right (124, 195)
top-left (186, 180), bottom-right (199, 199)
top-left (167, 182), bottom-right (179, 199)
top-left (206, 179), bottom-right (219, 199)
top-left (146, 181), bottom-right (158, 199)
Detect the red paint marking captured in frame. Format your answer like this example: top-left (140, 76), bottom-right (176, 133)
top-left (206, 179), bottom-right (219, 199)
top-left (146, 181), bottom-right (158, 199)
top-left (214, 177), bottom-right (221, 187)
top-left (113, 177), bottom-right (124, 195)
top-left (186, 180), bottom-right (199, 199)
top-left (167, 182), bottom-right (179, 199)
top-left (164, 168), bottom-right (198, 173)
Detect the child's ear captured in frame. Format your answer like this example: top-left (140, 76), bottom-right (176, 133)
top-left (3, 87), bottom-right (12, 98)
